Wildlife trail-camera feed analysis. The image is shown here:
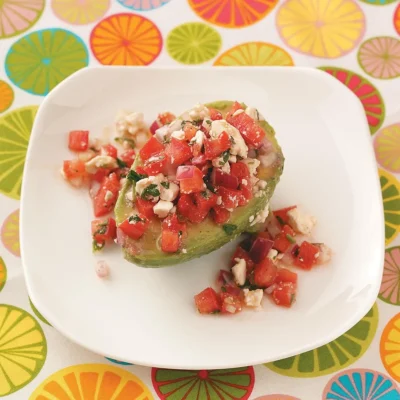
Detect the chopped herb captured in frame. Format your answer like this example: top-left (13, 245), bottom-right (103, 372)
top-left (192, 119), bottom-right (202, 126)
top-left (181, 120), bottom-right (190, 128)
top-left (92, 240), bottom-right (104, 252)
top-left (161, 181), bottom-right (170, 189)
top-left (206, 181), bottom-right (216, 193)
top-left (127, 170), bottom-right (147, 182)
top-left (211, 310), bottom-right (220, 314)
top-left (256, 109), bottom-right (260, 120)
top-left (116, 158), bottom-right (127, 168)
top-left (201, 191), bottom-right (210, 199)
top-left (141, 184), bottom-right (160, 200)
top-left (89, 146), bottom-right (98, 152)
top-left (276, 215), bottom-right (285, 225)
top-left (162, 137), bottom-right (171, 144)
top-left (286, 234), bottom-right (296, 244)
top-left (178, 230), bottom-right (183, 237)
top-left (94, 222), bottom-right (108, 235)
top-left (229, 136), bottom-right (236, 145)
top-left (129, 214), bottom-right (143, 223)
top-left (119, 173), bottom-right (127, 178)
top-left (312, 242), bottom-right (323, 246)
top-left (115, 137), bottom-right (135, 148)
top-left (221, 286), bottom-right (227, 293)
top-left (222, 150), bottom-right (230, 163)
top-left (223, 224), bottom-right (237, 235)
top-left (205, 119), bottom-right (211, 124)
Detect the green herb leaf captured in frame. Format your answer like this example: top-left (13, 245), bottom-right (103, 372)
top-left (221, 286), bottom-right (227, 293)
top-left (94, 222), bottom-right (108, 236)
top-left (229, 136), bottom-right (236, 145)
top-left (206, 181), bottom-right (216, 193)
top-left (178, 230), bottom-right (183, 237)
top-left (92, 240), bottom-right (104, 252)
top-left (276, 215), bottom-right (285, 225)
top-left (141, 184), bottom-right (160, 200)
top-left (128, 214), bottom-right (143, 223)
top-left (256, 109), bottom-right (260, 120)
top-left (205, 119), bottom-right (211, 125)
top-left (192, 119), bottom-right (202, 126)
top-left (127, 170), bottom-right (147, 183)
top-left (222, 150), bottom-right (230, 164)
top-left (286, 234), bottom-right (296, 244)
top-left (223, 224), bottom-right (237, 235)
top-left (161, 181), bottom-right (170, 189)
top-left (211, 310), bottom-right (220, 314)
top-left (116, 158), bottom-right (127, 168)
top-left (201, 191), bottom-right (210, 199)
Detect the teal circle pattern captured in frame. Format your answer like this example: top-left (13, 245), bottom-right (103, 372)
top-left (117, 0), bottom-right (171, 11)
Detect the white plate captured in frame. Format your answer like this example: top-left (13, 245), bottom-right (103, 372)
top-left (21, 67), bottom-right (384, 369)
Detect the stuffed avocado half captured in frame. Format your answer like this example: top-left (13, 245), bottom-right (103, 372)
top-left (114, 101), bottom-right (284, 267)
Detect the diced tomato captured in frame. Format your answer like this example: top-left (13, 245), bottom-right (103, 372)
top-left (136, 198), bottom-right (155, 219)
top-left (142, 152), bottom-right (168, 175)
top-left (177, 166), bottom-right (204, 194)
top-left (230, 101), bottom-right (244, 113)
top-left (100, 144), bottom-right (118, 159)
top-left (162, 214), bottom-right (187, 235)
top-left (183, 122), bottom-right (198, 141)
top-left (194, 287), bottom-right (221, 314)
top-left (192, 154), bottom-right (207, 166)
top-left (166, 138), bottom-right (192, 166)
top-left (159, 112), bottom-right (175, 125)
top-left (272, 283), bottom-right (296, 307)
top-left (119, 149), bottom-right (136, 168)
top-left (209, 108), bottom-right (223, 121)
top-left (230, 162), bottom-right (250, 180)
top-left (93, 173), bottom-right (120, 217)
top-left (211, 206), bottom-right (231, 225)
top-left (149, 120), bottom-right (160, 135)
top-left (238, 183), bottom-right (252, 206)
top-left (226, 109), bottom-right (265, 148)
top-left (276, 268), bottom-right (298, 285)
top-left (161, 229), bottom-right (180, 253)
top-left (220, 292), bottom-right (242, 314)
top-left (177, 194), bottom-right (207, 223)
top-left (91, 217), bottom-right (117, 244)
top-left (273, 206), bottom-right (297, 225)
top-left (63, 159), bottom-right (88, 187)
top-left (217, 186), bottom-right (241, 209)
top-left (231, 246), bottom-right (255, 273)
top-left (273, 225), bottom-right (296, 253)
top-left (68, 130), bottom-right (89, 152)
top-left (211, 169), bottom-right (238, 190)
top-left (204, 131), bottom-right (230, 160)
top-left (135, 165), bottom-right (148, 176)
top-left (193, 191), bottom-right (218, 214)
top-left (294, 241), bottom-right (319, 270)
top-left (118, 213), bottom-right (149, 240)
top-left (257, 231), bottom-right (272, 240)
top-left (139, 136), bottom-right (164, 161)
top-left (254, 258), bottom-right (277, 288)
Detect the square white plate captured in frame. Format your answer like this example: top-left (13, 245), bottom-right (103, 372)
top-left (21, 67), bottom-right (384, 369)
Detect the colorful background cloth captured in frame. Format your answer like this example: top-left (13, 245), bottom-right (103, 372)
top-left (0, 0), bottom-right (399, 399)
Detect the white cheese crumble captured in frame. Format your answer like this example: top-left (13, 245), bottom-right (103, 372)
top-left (171, 129), bottom-right (186, 140)
top-left (104, 190), bottom-right (113, 202)
top-left (232, 109), bottom-right (245, 117)
top-left (182, 248), bottom-right (187, 254)
top-left (243, 289), bottom-right (263, 308)
top-left (135, 174), bottom-right (164, 201)
top-left (259, 152), bottom-right (277, 168)
top-left (125, 190), bottom-right (134, 202)
top-left (231, 259), bottom-right (246, 286)
top-left (316, 244), bottom-right (332, 264)
top-left (190, 130), bottom-right (205, 147)
top-left (241, 158), bottom-right (260, 175)
top-left (189, 104), bottom-right (210, 120)
top-left (116, 111), bottom-right (146, 136)
top-left (160, 181), bottom-right (179, 202)
top-left (210, 120), bottom-right (248, 158)
top-left (268, 249), bottom-right (278, 260)
top-left (85, 155), bottom-right (118, 174)
top-left (229, 155), bottom-right (237, 163)
top-left (250, 203), bottom-right (270, 226)
top-left (242, 179), bottom-right (248, 185)
top-left (287, 208), bottom-right (317, 235)
top-left (153, 200), bottom-right (174, 218)
top-left (202, 118), bottom-right (212, 132)
top-left (245, 106), bottom-right (265, 121)
top-left (212, 157), bottom-right (230, 173)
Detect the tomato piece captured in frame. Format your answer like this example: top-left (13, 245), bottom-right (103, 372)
top-left (68, 130), bottom-right (89, 152)
top-left (149, 120), bottom-right (160, 135)
top-left (273, 206), bottom-right (297, 225)
top-left (204, 131), bottom-right (230, 160)
top-left (93, 173), bottom-right (120, 217)
top-left (254, 258), bottom-right (277, 288)
top-left (166, 138), bottom-right (192, 166)
top-left (211, 206), bottom-right (231, 225)
top-left (192, 154), bottom-right (207, 166)
top-left (63, 160), bottom-right (87, 185)
top-left (100, 144), bottom-right (118, 159)
top-left (209, 108), bottom-right (223, 121)
top-left (217, 186), bottom-right (241, 209)
top-left (135, 165), bottom-right (148, 176)
top-left (230, 162), bottom-right (250, 180)
top-left (183, 122), bottom-right (198, 141)
top-left (294, 241), bottom-right (319, 270)
top-left (90, 168), bottom-right (112, 183)
top-left (193, 191), bottom-right (218, 214)
top-left (142, 152), bottom-right (168, 175)
top-left (272, 283), bottom-right (296, 307)
top-left (231, 246), bottom-right (255, 273)
top-left (136, 198), bottom-right (155, 219)
top-left (161, 229), bottom-right (180, 253)
top-left (194, 287), bottom-right (221, 314)
top-left (118, 213), bottom-right (149, 240)
top-left (119, 149), bottom-right (136, 168)
top-left (158, 112), bottom-right (175, 125)
top-left (226, 109), bottom-right (265, 148)
top-left (91, 217), bottom-right (117, 244)
top-left (238, 183), bottom-right (252, 206)
top-left (230, 101), bottom-right (244, 113)
top-left (220, 292), bottom-right (242, 314)
top-left (162, 214), bottom-right (187, 235)
top-left (273, 225), bottom-right (296, 253)
top-left (211, 168), bottom-right (239, 190)
top-left (139, 136), bottom-right (164, 161)
top-left (178, 166), bottom-right (204, 194)
top-left (276, 268), bottom-right (298, 285)
top-left (177, 194), bottom-right (207, 223)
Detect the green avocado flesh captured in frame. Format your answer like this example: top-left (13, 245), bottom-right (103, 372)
top-left (115, 101), bottom-right (284, 267)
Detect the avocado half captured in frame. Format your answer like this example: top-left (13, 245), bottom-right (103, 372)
top-left (115, 101), bottom-right (284, 267)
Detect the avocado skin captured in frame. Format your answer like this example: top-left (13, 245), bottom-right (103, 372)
top-left (114, 101), bottom-right (284, 267)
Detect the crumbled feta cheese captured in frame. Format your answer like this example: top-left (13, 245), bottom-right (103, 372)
top-left (160, 181), bottom-right (179, 202)
top-left (171, 129), bottom-right (186, 140)
top-left (155, 125), bottom-right (170, 143)
top-left (242, 179), bottom-right (248, 185)
top-left (250, 203), bottom-right (270, 226)
top-left (212, 157), bottom-right (230, 173)
top-left (170, 206), bottom-right (176, 214)
top-left (210, 120), bottom-right (248, 158)
top-left (104, 190), bottom-right (113, 202)
top-left (202, 118), bottom-right (212, 132)
top-left (257, 180), bottom-right (267, 189)
top-left (232, 259), bottom-right (246, 286)
top-left (287, 208), bottom-right (317, 235)
top-left (125, 190), bottom-right (134, 202)
top-left (135, 174), bottom-right (164, 201)
top-left (268, 249), bottom-right (278, 260)
top-left (232, 109), bottom-right (245, 117)
top-left (259, 152), bottom-right (277, 167)
top-left (249, 215), bottom-right (254, 223)
top-left (85, 155), bottom-right (118, 174)
top-left (245, 106), bottom-right (265, 121)
top-left (216, 196), bottom-right (222, 205)
top-left (190, 130), bottom-right (205, 148)
top-left (136, 132), bottom-right (149, 147)
top-left (78, 150), bottom-right (96, 162)
top-left (153, 200), bottom-right (174, 218)
top-left (116, 111), bottom-right (146, 136)
top-left (243, 289), bottom-right (263, 308)
top-left (250, 176), bottom-right (259, 186)
top-left (182, 248), bottom-right (187, 254)
top-left (189, 104), bottom-right (209, 120)
top-left (316, 244), bottom-right (332, 264)
top-left (241, 158), bottom-right (260, 175)
top-left (229, 155), bottom-right (237, 163)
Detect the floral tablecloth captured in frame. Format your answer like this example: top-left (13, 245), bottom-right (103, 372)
top-left (0, 0), bottom-right (400, 399)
